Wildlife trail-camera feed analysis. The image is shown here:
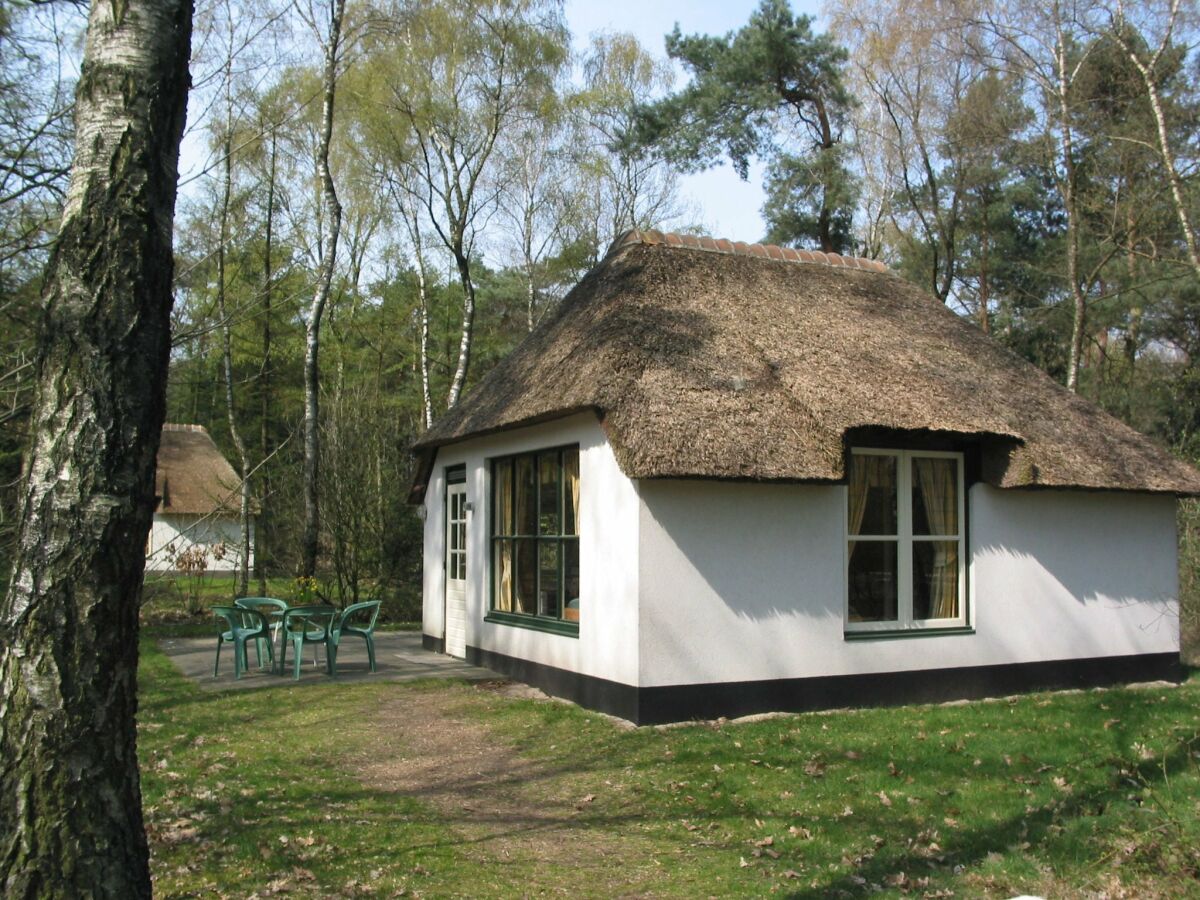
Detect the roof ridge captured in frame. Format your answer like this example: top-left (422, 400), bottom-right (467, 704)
top-left (608, 229), bottom-right (890, 273)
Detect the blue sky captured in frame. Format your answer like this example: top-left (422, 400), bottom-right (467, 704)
top-left (565, 0), bottom-right (826, 241)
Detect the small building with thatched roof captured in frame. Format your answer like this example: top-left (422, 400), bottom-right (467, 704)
top-left (146, 423), bottom-right (254, 574)
top-left (410, 230), bottom-right (1200, 725)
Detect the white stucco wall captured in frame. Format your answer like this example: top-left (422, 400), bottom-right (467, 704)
top-left (145, 513), bottom-right (254, 573)
top-left (637, 481), bottom-right (1179, 687)
top-left (421, 414), bottom-right (641, 686)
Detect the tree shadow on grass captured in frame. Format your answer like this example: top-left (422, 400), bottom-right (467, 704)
top-left (782, 704), bottom-right (1199, 898)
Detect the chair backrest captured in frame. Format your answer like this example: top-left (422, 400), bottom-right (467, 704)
top-left (212, 605), bottom-right (267, 633)
top-left (336, 600), bottom-right (381, 633)
top-left (236, 596), bottom-right (288, 613)
top-left (282, 604), bottom-right (335, 638)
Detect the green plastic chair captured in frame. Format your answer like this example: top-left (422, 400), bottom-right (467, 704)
top-left (235, 597), bottom-right (288, 668)
top-left (278, 605), bottom-right (336, 680)
top-left (327, 601), bottom-right (382, 676)
top-left (212, 606), bottom-right (273, 680)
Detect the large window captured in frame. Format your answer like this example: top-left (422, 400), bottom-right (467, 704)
top-left (845, 449), bottom-right (965, 632)
top-left (490, 446), bottom-right (580, 632)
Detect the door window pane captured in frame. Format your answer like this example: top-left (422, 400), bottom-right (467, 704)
top-left (538, 541), bottom-right (559, 618)
top-left (514, 539), bottom-right (535, 613)
top-left (495, 460), bottom-right (514, 535)
top-left (563, 540), bottom-right (580, 622)
top-left (848, 540), bottom-right (898, 622)
top-left (913, 541), bottom-right (959, 620)
top-left (912, 457), bottom-right (958, 536)
top-left (563, 449), bottom-right (579, 536)
top-left (539, 452), bottom-right (560, 535)
top-left (849, 455), bottom-right (897, 536)
top-left (516, 456), bottom-right (536, 535)
top-left (495, 539), bottom-right (513, 611)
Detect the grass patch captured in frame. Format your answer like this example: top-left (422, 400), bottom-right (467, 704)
top-left (468, 678), bottom-right (1200, 897)
top-left (139, 642), bottom-right (462, 897)
top-left (140, 642), bottom-right (1200, 897)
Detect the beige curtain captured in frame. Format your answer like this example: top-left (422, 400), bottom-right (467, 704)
top-left (515, 457), bottom-right (533, 534)
top-left (496, 464), bottom-right (513, 611)
top-left (914, 457), bottom-right (958, 618)
top-left (564, 450), bottom-right (580, 535)
top-left (847, 455), bottom-right (892, 560)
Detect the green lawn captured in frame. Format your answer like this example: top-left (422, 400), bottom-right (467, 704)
top-left (139, 639), bottom-right (1200, 897)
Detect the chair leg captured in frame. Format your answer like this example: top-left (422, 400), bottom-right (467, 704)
top-left (253, 636), bottom-right (264, 668)
top-left (293, 638), bottom-right (303, 680)
top-left (278, 633), bottom-right (287, 676)
top-left (326, 639), bottom-right (337, 677)
top-left (365, 634), bottom-right (376, 673)
top-left (214, 636), bottom-right (223, 678)
top-left (233, 637), bottom-right (244, 680)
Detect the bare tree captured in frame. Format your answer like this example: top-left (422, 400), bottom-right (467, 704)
top-left (298, 0), bottom-right (346, 577)
top-left (570, 32), bottom-right (692, 262)
top-left (371, 0), bottom-right (567, 409)
top-left (1105, 0), bottom-right (1200, 277)
top-left (0, 0), bottom-right (193, 892)
top-left (974, 0), bottom-right (1104, 391)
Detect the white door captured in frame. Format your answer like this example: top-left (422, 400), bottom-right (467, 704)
top-left (444, 480), bottom-right (467, 658)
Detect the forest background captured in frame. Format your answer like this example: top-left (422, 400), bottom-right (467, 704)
top-left (2, 0), bottom-right (1199, 657)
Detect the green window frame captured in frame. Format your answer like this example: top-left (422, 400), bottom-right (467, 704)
top-left (844, 448), bottom-right (969, 637)
top-left (487, 445), bottom-right (580, 636)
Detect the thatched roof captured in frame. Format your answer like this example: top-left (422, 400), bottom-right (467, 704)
top-left (155, 424), bottom-right (248, 516)
top-left (412, 230), bottom-right (1200, 500)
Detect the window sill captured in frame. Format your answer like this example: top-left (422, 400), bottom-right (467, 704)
top-left (844, 626), bottom-right (975, 642)
top-left (485, 611), bottom-right (579, 637)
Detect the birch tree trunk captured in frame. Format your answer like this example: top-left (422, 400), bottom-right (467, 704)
top-left (1110, 0), bottom-right (1200, 277)
top-left (216, 131), bottom-right (252, 597)
top-left (414, 241), bottom-right (434, 429)
top-left (257, 125), bottom-right (277, 593)
top-left (0, 0), bottom-right (192, 893)
top-left (1055, 24), bottom-right (1087, 394)
top-left (446, 246), bottom-right (476, 410)
top-left (301, 0), bottom-right (345, 578)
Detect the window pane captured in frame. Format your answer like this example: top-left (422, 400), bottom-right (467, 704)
top-left (515, 456), bottom-right (536, 535)
top-left (538, 541), bottom-right (560, 618)
top-left (849, 455), bottom-right (897, 536)
top-left (494, 540), bottom-right (513, 611)
top-left (563, 539), bottom-right (580, 622)
top-left (914, 540), bottom-right (959, 620)
top-left (912, 457), bottom-right (958, 536)
top-left (514, 539), bottom-right (535, 613)
top-left (494, 460), bottom-right (514, 535)
top-left (848, 540), bottom-right (898, 622)
top-left (563, 449), bottom-right (579, 537)
top-left (539, 452), bottom-right (560, 535)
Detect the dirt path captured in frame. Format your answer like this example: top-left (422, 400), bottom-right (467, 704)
top-left (355, 683), bottom-right (668, 897)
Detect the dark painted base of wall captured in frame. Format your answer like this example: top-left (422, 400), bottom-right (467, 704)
top-left (422, 633), bottom-right (445, 654)
top-left (464, 646), bottom-right (1184, 726)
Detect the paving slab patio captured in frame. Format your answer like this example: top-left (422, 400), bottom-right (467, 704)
top-left (158, 630), bottom-right (500, 690)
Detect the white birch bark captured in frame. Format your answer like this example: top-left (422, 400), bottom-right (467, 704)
top-left (301, 0), bottom-right (345, 577)
top-left (0, 0), bottom-right (193, 893)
